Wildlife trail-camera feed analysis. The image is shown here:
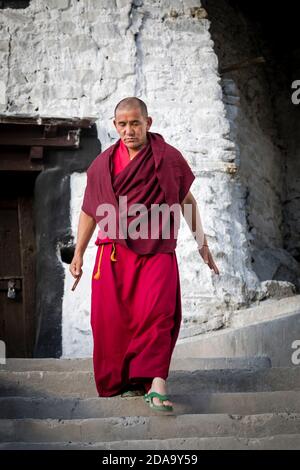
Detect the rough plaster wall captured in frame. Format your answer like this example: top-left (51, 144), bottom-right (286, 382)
top-left (208, 2), bottom-right (284, 245)
top-left (206, 0), bottom-right (300, 290)
top-left (0, 0), bottom-right (266, 356)
top-left (62, 172), bottom-right (96, 357)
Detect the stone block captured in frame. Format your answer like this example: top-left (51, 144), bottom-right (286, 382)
top-left (45, 0), bottom-right (70, 10)
top-left (0, 80), bottom-right (6, 104)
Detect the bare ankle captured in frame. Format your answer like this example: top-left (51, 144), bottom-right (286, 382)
top-left (152, 377), bottom-right (166, 386)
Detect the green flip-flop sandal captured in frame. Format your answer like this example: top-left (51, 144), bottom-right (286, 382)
top-left (143, 391), bottom-right (173, 412)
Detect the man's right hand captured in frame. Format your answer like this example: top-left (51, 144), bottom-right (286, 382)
top-left (69, 253), bottom-right (83, 278)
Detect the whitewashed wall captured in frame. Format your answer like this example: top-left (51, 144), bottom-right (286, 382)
top-left (62, 173), bottom-right (96, 357)
top-left (0, 0), bottom-right (265, 357)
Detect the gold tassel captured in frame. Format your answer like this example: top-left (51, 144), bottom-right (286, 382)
top-left (93, 243), bottom-right (105, 280)
top-left (110, 242), bottom-right (117, 261)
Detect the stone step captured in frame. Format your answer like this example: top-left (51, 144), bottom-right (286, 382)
top-left (0, 356), bottom-right (271, 372)
top-left (1, 434), bottom-right (300, 450)
top-left (174, 309), bottom-right (300, 367)
top-left (1, 413), bottom-right (300, 443)
top-left (0, 367), bottom-right (299, 398)
top-left (0, 391), bottom-right (299, 419)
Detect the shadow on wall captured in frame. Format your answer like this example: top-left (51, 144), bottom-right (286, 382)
top-left (0, 0), bottom-right (30, 8)
top-left (204, 0), bottom-right (300, 293)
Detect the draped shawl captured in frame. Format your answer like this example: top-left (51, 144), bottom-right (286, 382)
top-left (81, 131), bottom-right (195, 254)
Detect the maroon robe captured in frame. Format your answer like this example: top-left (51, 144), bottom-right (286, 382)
top-left (81, 131), bottom-right (196, 253)
top-left (82, 132), bottom-right (195, 397)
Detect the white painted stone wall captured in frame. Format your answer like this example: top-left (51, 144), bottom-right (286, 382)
top-left (62, 172), bottom-right (96, 358)
top-left (0, 0), bottom-right (265, 357)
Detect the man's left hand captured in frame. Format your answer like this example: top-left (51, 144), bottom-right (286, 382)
top-left (198, 245), bottom-right (220, 275)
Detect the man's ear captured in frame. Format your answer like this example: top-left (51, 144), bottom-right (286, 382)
top-left (113, 119), bottom-right (116, 129)
top-left (146, 116), bottom-right (153, 130)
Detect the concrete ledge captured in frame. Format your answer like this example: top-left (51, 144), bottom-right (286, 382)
top-left (0, 356), bottom-right (271, 372)
top-left (229, 294), bottom-right (300, 328)
top-left (174, 309), bottom-right (300, 367)
top-left (1, 368), bottom-right (300, 397)
top-left (0, 434), bottom-right (300, 450)
top-left (1, 413), bottom-right (300, 443)
top-left (0, 390), bottom-right (299, 419)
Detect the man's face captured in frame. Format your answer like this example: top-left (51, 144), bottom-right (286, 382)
top-left (113, 107), bottom-right (152, 151)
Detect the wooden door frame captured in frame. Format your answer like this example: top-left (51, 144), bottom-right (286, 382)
top-left (0, 115), bottom-right (97, 357)
top-left (0, 177), bottom-right (39, 357)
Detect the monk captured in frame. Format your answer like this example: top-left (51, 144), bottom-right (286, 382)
top-left (70, 97), bottom-right (219, 412)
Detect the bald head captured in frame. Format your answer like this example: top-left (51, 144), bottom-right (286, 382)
top-left (113, 97), bottom-right (152, 153)
top-left (114, 97), bottom-right (148, 119)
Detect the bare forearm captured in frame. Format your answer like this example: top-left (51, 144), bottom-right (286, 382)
top-left (74, 210), bottom-right (96, 256)
top-left (181, 192), bottom-right (207, 248)
top-left (180, 191), bottom-right (219, 274)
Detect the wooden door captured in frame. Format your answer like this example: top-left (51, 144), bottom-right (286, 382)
top-left (0, 173), bottom-right (36, 358)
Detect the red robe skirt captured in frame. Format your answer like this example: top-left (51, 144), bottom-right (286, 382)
top-left (90, 139), bottom-right (182, 397)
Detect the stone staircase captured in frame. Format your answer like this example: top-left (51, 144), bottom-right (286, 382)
top-left (1, 356), bottom-right (300, 449)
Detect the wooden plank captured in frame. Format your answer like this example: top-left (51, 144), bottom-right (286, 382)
top-left (0, 153), bottom-right (43, 171)
top-left (0, 201), bottom-right (26, 357)
top-left (0, 162), bottom-right (43, 171)
top-left (44, 124), bottom-right (57, 137)
top-left (18, 196), bottom-right (36, 357)
top-left (0, 115), bottom-right (97, 128)
top-left (220, 56), bottom-right (266, 74)
top-left (0, 207), bottom-right (22, 277)
top-left (29, 146), bottom-right (44, 160)
top-left (0, 198), bottom-right (18, 209)
top-left (0, 131), bottom-right (80, 147)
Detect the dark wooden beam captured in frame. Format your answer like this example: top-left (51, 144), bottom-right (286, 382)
top-left (44, 125), bottom-right (58, 137)
top-left (0, 115), bottom-right (97, 128)
top-left (220, 56), bottom-right (266, 74)
top-left (0, 150), bottom-right (43, 171)
top-left (0, 115), bottom-right (97, 171)
top-left (29, 146), bottom-right (44, 160)
top-left (18, 195), bottom-right (36, 356)
top-left (0, 130), bottom-right (80, 148)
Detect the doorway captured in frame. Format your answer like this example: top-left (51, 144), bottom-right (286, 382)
top-left (0, 115), bottom-right (99, 357)
top-left (0, 172), bottom-right (37, 357)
